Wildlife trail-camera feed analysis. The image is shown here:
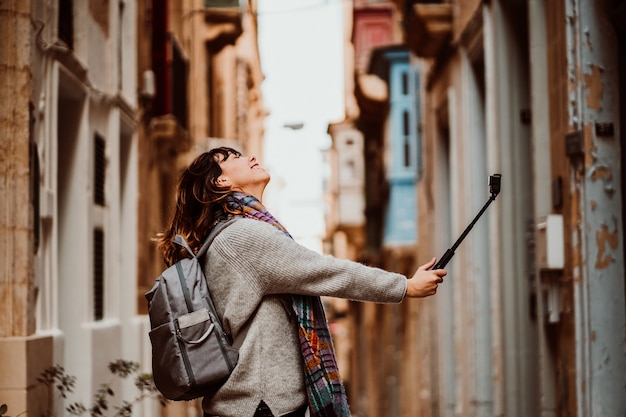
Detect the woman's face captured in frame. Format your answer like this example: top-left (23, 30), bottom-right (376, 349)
top-left (216, 152), bottom-right (270, 197)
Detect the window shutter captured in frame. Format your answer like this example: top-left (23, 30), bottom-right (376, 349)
top-left (93, 228), bottom-right (104, 320)
top-left (94, 133), bottom-right (106, 206)
top-left (58, 0), bottom-right (74, 49)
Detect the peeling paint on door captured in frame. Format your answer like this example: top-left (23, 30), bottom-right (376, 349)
top-left (595, 222), bottom-right (619, 269)
top-left (583, 64), bottom-right (604, 111)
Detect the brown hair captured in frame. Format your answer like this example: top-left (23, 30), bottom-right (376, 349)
top-left (157, 147), bottom-right (242, 266)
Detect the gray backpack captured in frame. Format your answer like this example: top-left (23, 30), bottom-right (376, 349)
top-left (145, 219), bottom-right (238, 401)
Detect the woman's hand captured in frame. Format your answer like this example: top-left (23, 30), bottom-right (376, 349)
top-left (405, 257), bottom-right (446, 298)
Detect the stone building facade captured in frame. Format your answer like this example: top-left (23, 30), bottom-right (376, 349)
top-left (0, 1), bottom-right (264, 415)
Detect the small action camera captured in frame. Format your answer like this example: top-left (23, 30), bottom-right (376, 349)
top-left (489, 174), bottom-right (502, 198)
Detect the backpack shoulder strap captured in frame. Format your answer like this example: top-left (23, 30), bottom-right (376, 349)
top-left (173, 234), bottom-right (194, 257)
top-left (198, 217), bottom-right (251, 347)
top-left (196, 218), bottom-right (238, 258)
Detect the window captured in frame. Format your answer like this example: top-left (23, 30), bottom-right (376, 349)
top-left (403, 111), bottom-right (411, 167)
top-left (402, 72), bottom-right (409, 95)
top-left (94, 133), bottom-right (106, 206)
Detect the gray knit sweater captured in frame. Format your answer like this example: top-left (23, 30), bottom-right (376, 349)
top-left (201, 218), bottom-right (407, 416)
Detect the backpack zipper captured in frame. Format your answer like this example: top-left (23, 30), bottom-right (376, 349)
top-left (174, 320), bottom-right (196, 386)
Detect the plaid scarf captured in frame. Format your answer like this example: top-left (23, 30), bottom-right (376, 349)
top-left (228, 192), bottom-right (351, 417)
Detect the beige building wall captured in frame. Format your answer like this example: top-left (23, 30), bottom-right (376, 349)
top-left (0, 0), bottom-right (43, 411)
top-left (1, 0), bottom-right (141, 415)
top-left (0, 0), bottom-right (264, 416)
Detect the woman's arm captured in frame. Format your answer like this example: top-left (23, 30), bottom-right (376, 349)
top-left (215, 219), bottom-right (445, 303)
top-left (214, 219), bottom-right (408, 303)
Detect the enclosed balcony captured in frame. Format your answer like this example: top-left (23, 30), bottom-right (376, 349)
top-left (404, 0), bottom-right (452, 58)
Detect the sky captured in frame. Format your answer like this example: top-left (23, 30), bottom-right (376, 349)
top-left (257, 0), bottom-right (345, 251)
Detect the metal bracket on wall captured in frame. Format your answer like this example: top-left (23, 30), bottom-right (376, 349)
top-left (594, 122), bottom-right (614, 137)
top-left (565, 130), bottom-right (584, 158)
top-left (536, 215), bottom-right (565, 324)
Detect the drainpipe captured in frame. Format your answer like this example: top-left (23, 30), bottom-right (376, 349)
top-left (565, 1), bottom-right (626, 416)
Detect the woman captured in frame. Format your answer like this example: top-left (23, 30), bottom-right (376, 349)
top-left (158, 147), bottom-right (446, 417)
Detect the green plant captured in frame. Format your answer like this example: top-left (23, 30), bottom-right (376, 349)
top-left (35, 360), bottom-right (167, 417)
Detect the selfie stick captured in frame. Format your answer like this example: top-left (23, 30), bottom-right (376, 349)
top-left (432, 174), bottom-right (502, 270)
